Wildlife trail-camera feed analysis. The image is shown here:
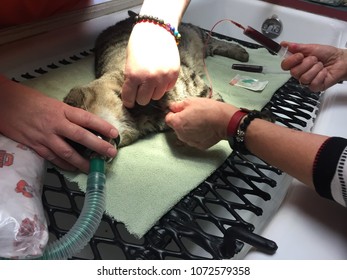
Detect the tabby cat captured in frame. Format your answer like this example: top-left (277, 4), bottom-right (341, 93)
top-left (64, 12), bottom-right (249, 148)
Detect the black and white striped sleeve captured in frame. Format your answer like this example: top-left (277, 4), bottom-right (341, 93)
top-left (313, 137), bottom-right (347, 207)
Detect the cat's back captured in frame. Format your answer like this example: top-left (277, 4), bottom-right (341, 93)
top-left (178, 22), bottom-right (206, 49)
top-left (94, 16), bottom-right (134, 77)
top-left (177, 23), bottom-right (206, 71)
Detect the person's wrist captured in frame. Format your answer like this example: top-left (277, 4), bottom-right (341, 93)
top-left (228, 109), bottom-right (275, 154)
top-left (226, 109), bottom-right (248, 138)
top-left (134, 14), bottom-right (181, 45)
top-left (132, 21), bottom-right (178, 48)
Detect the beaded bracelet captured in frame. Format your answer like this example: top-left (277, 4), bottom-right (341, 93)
top-left (228, 109), bottom-right (275, 154)
top-left (134, 14), bottom-right (181, 45)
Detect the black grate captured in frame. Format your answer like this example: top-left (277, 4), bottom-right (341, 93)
top-left (42, 76), bottom-right (320, 260)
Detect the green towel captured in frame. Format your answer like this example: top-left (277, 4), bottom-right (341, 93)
top-left (24, 46), bottom-right (290, 238)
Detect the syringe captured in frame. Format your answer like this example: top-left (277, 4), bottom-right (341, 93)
top-left (243, 25), bottom-right (291, 58)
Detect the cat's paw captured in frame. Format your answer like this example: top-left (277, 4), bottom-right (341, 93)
top-left (231, 45), bottom-right (249, 62)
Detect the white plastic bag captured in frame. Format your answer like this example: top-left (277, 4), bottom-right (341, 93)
top-left (0, 134), bottom-right (48, 259)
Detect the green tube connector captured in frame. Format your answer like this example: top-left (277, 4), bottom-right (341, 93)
top-left (90, 156), bottom-right (106, 173)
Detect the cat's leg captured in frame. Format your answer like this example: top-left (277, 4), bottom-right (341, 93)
top-left (206, 37), bottom-right (249, 62)
top-left (175, 66), bottom-right (224, 103)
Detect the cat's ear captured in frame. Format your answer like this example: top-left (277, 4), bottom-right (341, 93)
top-left (127, 10), bottom-right (138, 18)
top-left (64, 86), bottom-right (88, 109)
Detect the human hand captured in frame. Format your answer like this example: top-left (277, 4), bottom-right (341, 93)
top-left (165, 98), bottom-right (237, 150)
top-left (281, 42), bottom-right (347, 92)
top-left (122, 22), bottom-right (180, 108)
top-left (0, 79), bottom-right (118, 173)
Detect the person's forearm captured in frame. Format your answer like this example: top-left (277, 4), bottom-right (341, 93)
top-left (244, 119), bottom-right (329, 188)
top-left (139, 0), bottom-right (191, 26)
